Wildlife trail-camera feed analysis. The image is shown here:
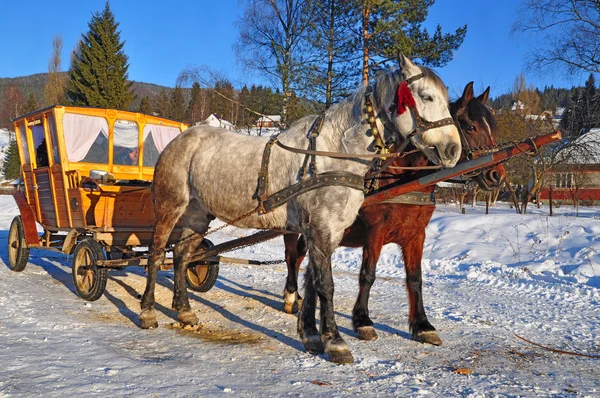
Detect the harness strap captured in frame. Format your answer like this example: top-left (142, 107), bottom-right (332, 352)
top-left (259, 171), bottom-right (365, 214)
top-left (378, 190), bottom-right (436, 206)
top-left (255, 136), bottom-right (278, 203)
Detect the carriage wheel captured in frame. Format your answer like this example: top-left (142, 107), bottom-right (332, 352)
top-left (7, 216), bottom-right (30, 272)
top-left (186, 239), bottom-right (219, 293)
top-left (72, 239), bottom-right (108, 301)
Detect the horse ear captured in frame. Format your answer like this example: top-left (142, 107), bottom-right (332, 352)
top-left (478, 86), bottom-right (491, 105)
top-left (398, 52), bottom-right (419, 76)
top-left (462, 82), bottom-right (474, 103)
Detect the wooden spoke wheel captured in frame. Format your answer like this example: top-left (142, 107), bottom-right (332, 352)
top-left (72, 239), bottom-right (108, 301)
top-left (186, 239), bottom-right (219, 293)
top-left (7, 216), bottom-right (30, 272)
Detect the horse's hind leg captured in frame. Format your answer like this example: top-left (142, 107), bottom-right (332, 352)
top-left (403, 230), bottom-right (442, 346)
top-left (172, 204), bottom-right (211, 326)
top-left (283, 233), bottom-right (306, 314)
top-left (352, 227), bottom-right (385, 341)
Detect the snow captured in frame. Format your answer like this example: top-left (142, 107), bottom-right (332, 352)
top-left (0, 195), bottom-right (598, 396)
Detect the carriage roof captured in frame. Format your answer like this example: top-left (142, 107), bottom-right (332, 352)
top-left (12, 105), bottom-right (188, 181)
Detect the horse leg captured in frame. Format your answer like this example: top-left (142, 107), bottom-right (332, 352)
top-left (352, 228), bottom-right (384, 341)
top-left (299, 224), bottom-right (354, 364)
top-left (172, 204), bottom-right (211, 326)
top-left (403, 233), bottom-right (442, 346)
top-left (140, 210), bottom-right (184, 329)
top-left (283, 233), bottom-right (301, 314)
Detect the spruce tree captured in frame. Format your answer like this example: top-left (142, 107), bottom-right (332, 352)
top-left (169, 85), bottom-right (186, 121)
top-left (138, 96), bottom-right (153, 115)
top-left (24, 93), bottom-right (38, 114)
top-left (561, 74), bottom-right (599, 138)
top-left (154, 89), bottom-right (171, 118)
top-left (65, 1), bottom-right (135, 109)
top-left (185, 82), bottom-right (204, 124)
top-left (2, 140), bottom-right (21, 180)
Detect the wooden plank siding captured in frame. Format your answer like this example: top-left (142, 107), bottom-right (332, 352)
top-left (50, 165), bottom-right (69, 227)
top-left (33, 169), bottom-right (57, 228)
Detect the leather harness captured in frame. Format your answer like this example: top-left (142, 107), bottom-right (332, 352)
top-left (253, 72), bottom-right (456, 213)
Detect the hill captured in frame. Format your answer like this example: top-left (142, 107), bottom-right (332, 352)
top-left (0, 73), bottom-right (175, 110)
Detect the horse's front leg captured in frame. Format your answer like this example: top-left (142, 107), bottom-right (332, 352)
top-left (282, 233), bottom-right (306, 314)
top-left (140, 212), bottom-right (183, 329)
top-left (403, 230), bottom-right (442, 346)
top-left (299, 223), bottom-right (354, 364)
top-left (352, 226), bottom-right (385, 341)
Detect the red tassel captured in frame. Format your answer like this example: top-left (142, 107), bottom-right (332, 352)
top-left (397, 81), bottom-right (416, 114)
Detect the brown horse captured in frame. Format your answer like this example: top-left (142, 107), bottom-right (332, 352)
top-left (282, 82), bottom-right (506, 346)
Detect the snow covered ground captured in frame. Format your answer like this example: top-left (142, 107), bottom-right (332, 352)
top-left (0, 195), bottom-right (598, 396)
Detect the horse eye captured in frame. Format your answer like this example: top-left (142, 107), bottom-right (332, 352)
top-left (421, 95), bottom-right (434, 102)
top-left (466, 125), bottom-right (477, 133)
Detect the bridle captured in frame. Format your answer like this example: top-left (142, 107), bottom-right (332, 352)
top-left (364, 71), bottom-right (456, 176)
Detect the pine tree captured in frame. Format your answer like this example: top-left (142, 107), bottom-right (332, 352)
top-left (169, 85), bottom-right (186, 121)
top-left (65, 1), bottom-right (135, 109)
top-left (359, 0), bottom-right (467, 84)
top-left (303, 0), bottom-right (359, 107)
top-left (138, 96), bottom-right (152, 115)
top-left (2, 139), bottom-right (21, 180)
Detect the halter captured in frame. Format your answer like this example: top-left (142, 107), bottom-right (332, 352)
top-left (364, 71), bottom-right (456, 180)
top-left (365, 72), bottom-right (455, 159)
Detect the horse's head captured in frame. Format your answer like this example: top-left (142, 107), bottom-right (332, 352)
top-left (373, 54), bottom-right (461, 168)
top-left (451, 82), bottom-right (506, 191)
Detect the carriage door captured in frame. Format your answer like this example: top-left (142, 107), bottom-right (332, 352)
top-left (31, 118), bottom-right (60, 229)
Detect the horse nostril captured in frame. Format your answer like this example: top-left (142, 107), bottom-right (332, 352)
top-left (445, 144), bottom-right (458, 160)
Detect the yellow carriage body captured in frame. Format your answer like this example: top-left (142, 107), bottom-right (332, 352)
top-left (12, 106), bottom-right (188, 247)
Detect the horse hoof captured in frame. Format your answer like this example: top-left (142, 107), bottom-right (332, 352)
top-left (415, 330), bottom-right (442, 346)
top-left (283, 302), bottom-right (299, 314)
top-left (324, 340), bottom-right (354, 364)
top-left (356, 326), bottom-right (378, 341)
top-left (178, 309), bottom-right (199, 326)
top-left (139, 310), bottom-right (158, 329)
top-left (302, 335), bottom-right (324, 354)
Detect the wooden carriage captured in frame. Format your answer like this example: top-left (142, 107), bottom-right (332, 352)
top-left (7, 106), bottom-right (218, 300)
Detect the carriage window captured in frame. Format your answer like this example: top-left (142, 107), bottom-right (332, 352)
top-left (113, 119), bottom-right (139, 166)
top-left (31, 124), bottom-right (48, 168)
top-left (19, 124), bottom-right (30, 164)
top-left (47, 115), bottom-right (61, 165)
top-left (63, 113), bottom-right (109, 163)
top-left (142, 124), bottom-right (181, 167)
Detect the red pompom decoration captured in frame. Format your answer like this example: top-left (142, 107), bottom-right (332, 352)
top-left (397, 81), bottom-right (416, 115)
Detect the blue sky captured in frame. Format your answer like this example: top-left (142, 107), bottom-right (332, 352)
top-left (0, 1), bottom-right (590, 100)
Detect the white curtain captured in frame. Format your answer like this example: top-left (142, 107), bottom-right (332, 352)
top-left (147, 125), bottom-right (181, 152)
top-left (63, 114), bottom-right (109, 162)
top-left (114, 119), bottom-right (145, 148)
top-left (31, 125), bottom-right (45, 148)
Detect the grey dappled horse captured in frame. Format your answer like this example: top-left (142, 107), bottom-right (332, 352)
top-left (140, 55), bottom-right (461, 364)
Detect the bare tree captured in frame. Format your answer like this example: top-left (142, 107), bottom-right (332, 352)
top-left (0, 85), bottom-right (25, 129)
top-left (235, 0), bottom-right (316, 126)
top-left (513, 0), bottom-right (600, 75)
top-left (44, 36), bottom-right (67, 106)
